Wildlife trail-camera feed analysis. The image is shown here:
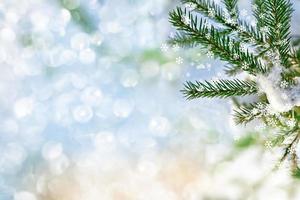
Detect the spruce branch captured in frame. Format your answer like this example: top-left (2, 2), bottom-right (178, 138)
top-left (170, 0), bottom-right (300, 169)
top-left (280, 131), bottom-right (300, 163)
top-left (168, 32), bottom-right (199, 47)
top-left (234, 102), bottom-right (267, 124)
top-left (253, 0), bottom-right (268, 29)
top-left (182, 79), bottom-right (258, 99)
top-left (224, 64), bottom-right (241, 75)
top-left (265, 0), bottom-right (293, 67)
top-left (181, 0), bottom-right (265, 47)
top-left (181, 0), bottom-right (227, 24)
top-left (223, 0), bottom-right (238, 18)
top-left (235, 20), bottom-right (265, 45)
top-left (169, 8), bottom-right (267, 74)
top-left (291, 48), bottom-right (300, 68)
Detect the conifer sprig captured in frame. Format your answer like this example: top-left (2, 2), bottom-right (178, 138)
top-left (181, 0), bottom-right (265, 46)
top-left (265, 0), bottom-right (293, 67)
top-left (223, 0), bottom-right (238, 17)
top-left (233, 102), bottom-right (267, 124)
top-left (183, 79), bottom-right (258, 99)
top-left (181, 0), bottom-right (227, 24)
top-left (169, 0), bottom-right (300, 167)
top-left (253, 0), bottom-right (267, 29)
top-left (169, 32), bottom-right (199, 47)
top-left (169, 8), bottom-right (267, 74)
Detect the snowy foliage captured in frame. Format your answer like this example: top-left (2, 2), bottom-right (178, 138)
top-left (170, 0), bottom-right (300, 168)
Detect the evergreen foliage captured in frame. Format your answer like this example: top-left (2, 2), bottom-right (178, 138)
top-left (169, 0), bottom-right (300, 168)
top-left (183, 79), bottom-right (257, 99)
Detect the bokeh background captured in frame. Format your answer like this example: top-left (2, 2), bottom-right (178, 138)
top-left (0, 0), bottom-right (300, 199)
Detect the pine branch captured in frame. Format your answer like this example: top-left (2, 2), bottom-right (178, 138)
top-left (181, 0), bottom-right (227, 24)
top-left (291, 48), bottom-right (300, 68)
top-left (182, 79), bottom-right (258, 99)
top-left (169, 8), bottom-right (267, 74)
top-left (281, 68), bottom-right (300, 85)
top-left (265, 0), bottom-right (293, 67)
top-left (253, 0), bottom-right (268, 29)
top-left (170, 0), bottom-right (300, 168)
top-left (280, 131), bottom-right (299, 163)
top-left (224, 64), bottom-right (242, 75)
top-left (168, 32), bottom-right (198, 47)
top-left (234, 102), bottom-right (267, 124)
top-left (181, 0), bottom-right (265, 47)
top-left (236, 20), bottom-right (265, 45)
top-left (223, 0), bottom-right (238, 18)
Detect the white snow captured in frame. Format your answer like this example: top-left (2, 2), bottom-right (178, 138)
top-left (257, 66), bottom-right (300, 113)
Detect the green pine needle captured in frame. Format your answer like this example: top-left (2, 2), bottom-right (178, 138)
top-left (265, 0), bottom-right (293, 67)
top-left (169, 8), bottom-right (267, 74)
top-left (233, 102), bottom-right (267, 124)
top-left (182, 79), bottom-right (258, 99)
top-left (253, 0), bottom-right (268, 29)
top-left (181, 0), bottom-right (265, 46)
top-left (223, 0), bottom-right (238, 19)
top-left (181, 0), bottom-right (227, 24)
top-left (170, 0), bottom-right (300, 166)
top-left (168, 32), bottom-right (199, 47)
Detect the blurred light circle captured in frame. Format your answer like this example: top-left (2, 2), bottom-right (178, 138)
top-left (21, 47), bottom-right (34, 59)
top-left (5, 10), bottom-right (19, 24)
top-left (189, 115), bottom-right (207, 130)
top-left (42, 142), bottom-right (63, 161)
top-left (62, 0), bottom-right (80, 10)
top-left (90, 32), bottom-right (103, 46)
top-left (79, 48), bottom-right (96, 64)
top-left (30, 11), bottom-right (49, 31)
top-left (21, 63), bottom-right (42, 76)
top-left (94, 131), bottom-right (116, 152)
top-left (60, 8), bottom-right (71, 24)
top-left (49, 154), bottom-right (70, 175)
top-left (140, 61), bottom-right (160, 78)
top-left (113, 99), bottom-right (134, 118)
top-left (36, 176), bottom-right (46, 194)
top-left (70, 74), bottom-right (87, 89)
top-left (105, 21), bottom-right (121, 33)
top-left (14, 191), bottom-right (37, 200)
top-left (149, 116), bottom-right (171, 137)
top-left (0, 48), bottom-right (7, 63)
top-left (70, 33), bottom-right (90, 50)
top-left (53, 75), bottom-right (72, 91)
top-left (137, 160), bottom-right (158, 176)
top-left (3, 143), bottom-right (27, 165)
top-left (34, 87), bottom-right (53, 101)
top-left (161, 62), bottom-right (180, 81)
top-left (14, 97), bottom-right (34, 118)
top-left (1, 28), bottom-right (16, 42)
top-left (121, 69), bottom-right (139, 88)
top-left (1, 119), bottom-right (19, 134)
top-left (59, 49), bottom-right (76, 65)
top-left (80, 86), bottom-right (103, 106)
top-left (44, 46), bottom-right (65, 67)
top-left (2, 143), bottom-right (27, 170)
top-left (34, 32), bottom-right (54, 49)
top-left (72, 105), bottom-right (93, 123)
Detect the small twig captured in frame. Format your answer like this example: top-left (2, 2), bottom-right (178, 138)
top-left (280, 132), bottom-right (300, 163)
top-left (291, 152), bottom-right (298, 171)
top-left (231, 97), bottom-right (241, 108)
